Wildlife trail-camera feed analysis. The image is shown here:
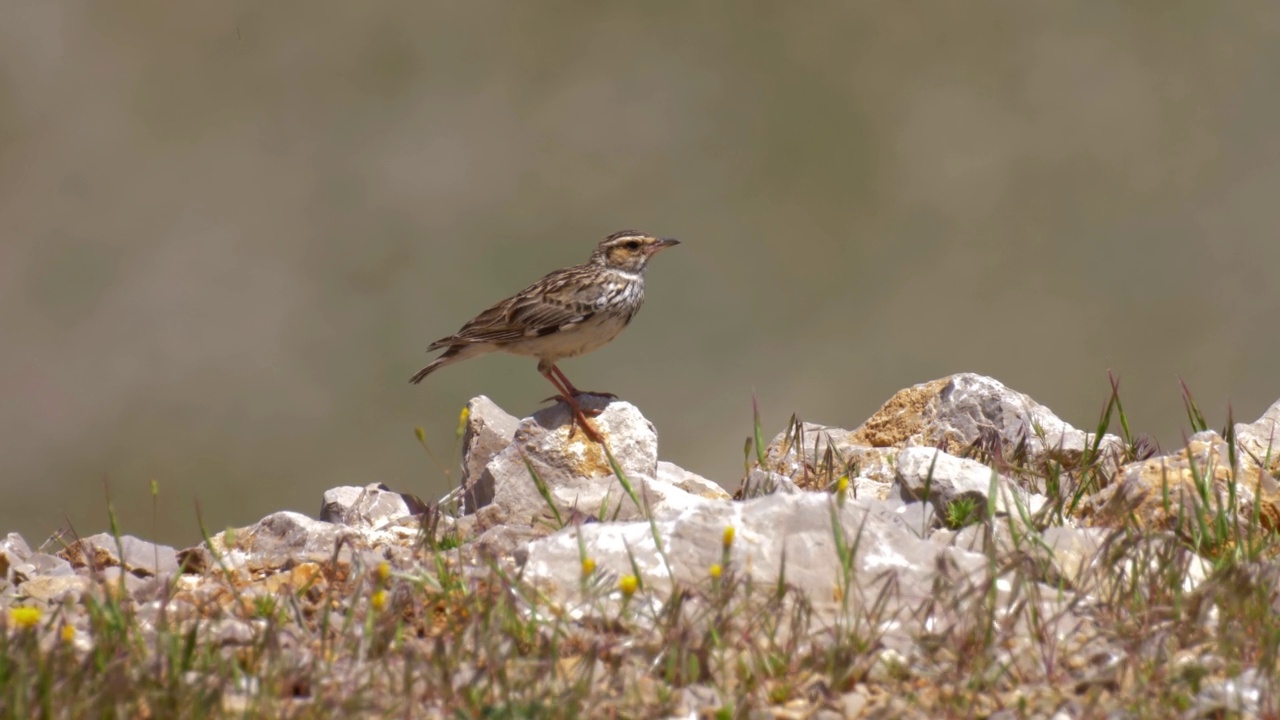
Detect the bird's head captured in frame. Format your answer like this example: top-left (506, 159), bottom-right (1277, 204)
top-left (590, 230), bottom-right (680, 273)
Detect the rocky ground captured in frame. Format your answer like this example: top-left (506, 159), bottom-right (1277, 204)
top-left (3, 373), bottom-right (1280, 718)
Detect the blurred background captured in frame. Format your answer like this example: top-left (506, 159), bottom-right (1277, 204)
top-left (3, 2), bottom-right (1279, 548)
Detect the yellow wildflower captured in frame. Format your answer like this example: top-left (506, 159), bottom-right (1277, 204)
top-left (9, 607), bottom-right (40, 629)
top-left (619, 575), bottom-right (639, 597)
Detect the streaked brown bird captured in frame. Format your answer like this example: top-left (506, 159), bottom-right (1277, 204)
top-left (410, 230), bottom-right (680, 441)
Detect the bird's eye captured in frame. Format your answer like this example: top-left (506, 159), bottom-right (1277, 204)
top-left (624, 240), bottom-right (641, 251)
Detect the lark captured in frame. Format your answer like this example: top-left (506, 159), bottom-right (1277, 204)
top-left (410, 230), bottom-right (680, 442)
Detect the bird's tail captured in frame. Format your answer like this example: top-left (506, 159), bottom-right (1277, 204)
top-left (409, 344), bottom-right (476, 384)
top-left (409, 355), bottom-right (450, 384)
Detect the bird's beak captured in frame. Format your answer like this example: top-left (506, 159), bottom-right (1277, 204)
top-left (647, 238), bottom-right (680, 255)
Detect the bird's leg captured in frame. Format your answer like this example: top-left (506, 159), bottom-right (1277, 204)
top-left (540, 367), bottom-right (605, 442)
top-left (551, 364), bottom-right (617, 401)
top-left (538, 365), bottom-right (614, 409)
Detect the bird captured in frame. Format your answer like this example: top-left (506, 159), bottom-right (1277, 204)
top-left (410, 230), bottom-right (680, 442)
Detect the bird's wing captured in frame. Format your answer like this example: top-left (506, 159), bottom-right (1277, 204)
top-left (427, 267), bottom-right (605, 349)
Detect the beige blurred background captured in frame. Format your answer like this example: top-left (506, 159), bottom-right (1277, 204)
top-left (3, 2), bottom-right (1279, 547)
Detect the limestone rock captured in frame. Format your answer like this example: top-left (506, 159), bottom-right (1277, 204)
top-left (1233, 398), bottom-right (1280, 480)
top-left (16, 574), bottom-right (91, 603)
top-left (1, 533), bottom-right (33, 583)
top-left (478, 398), bottom-right (677, 529)
top-left (524, 492), bottom-right (1016, 634)
top-left (896, 446), bottom-right (1046, 519)
top-left (746, 372), bottom-right (1114, 501)
top-left (656, 461), bottom-right (730, 500)
top-left (737, 468), bottom-right (804, 498)
top-left (1076, 431), bottom-right (1280, 546)
top-left (468, 523), bottom-right (545, 567)
top-left (1, 532), bottom-right (31, 564)
top-left (1072, 399), bottom-right (1280, 548)
top-left (759, 419), bottom-right (899, 492)
top-left (11, 552), bottom-right (75, 584)
top-left (851, 373), bottom-right (1125, 476)
top-left (319, 483), bottom-right (424, 530)
top-left (522, 489), bottom-right (1094, 662)
top-left (745, 468), bottom-right (890, 502)
top-left (198, 511), bottom-right (365, 573)
top-left (99, 566), bottom-right (148, 596)
top-left (892, 501), bottom-right (940, 538)
top-left (458, 395), bottom-right (520, 513)
top-left (454, 397), bottom-right (729, 543)
top-left (60, 533), bottom-right (179, 577)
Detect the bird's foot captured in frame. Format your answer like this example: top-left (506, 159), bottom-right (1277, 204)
top-left (544, 393), bottom-right (607, 442)
top-left (565, 400), bottom-right (606, 442)
top-left (540, 394), bottom-right (609, 415)
top-left (568, 412), bottom-right (606, 443)
top-left (538, 367), bottom-right (609, 441)
top-left (571, 389), bottom-right (618, 400)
